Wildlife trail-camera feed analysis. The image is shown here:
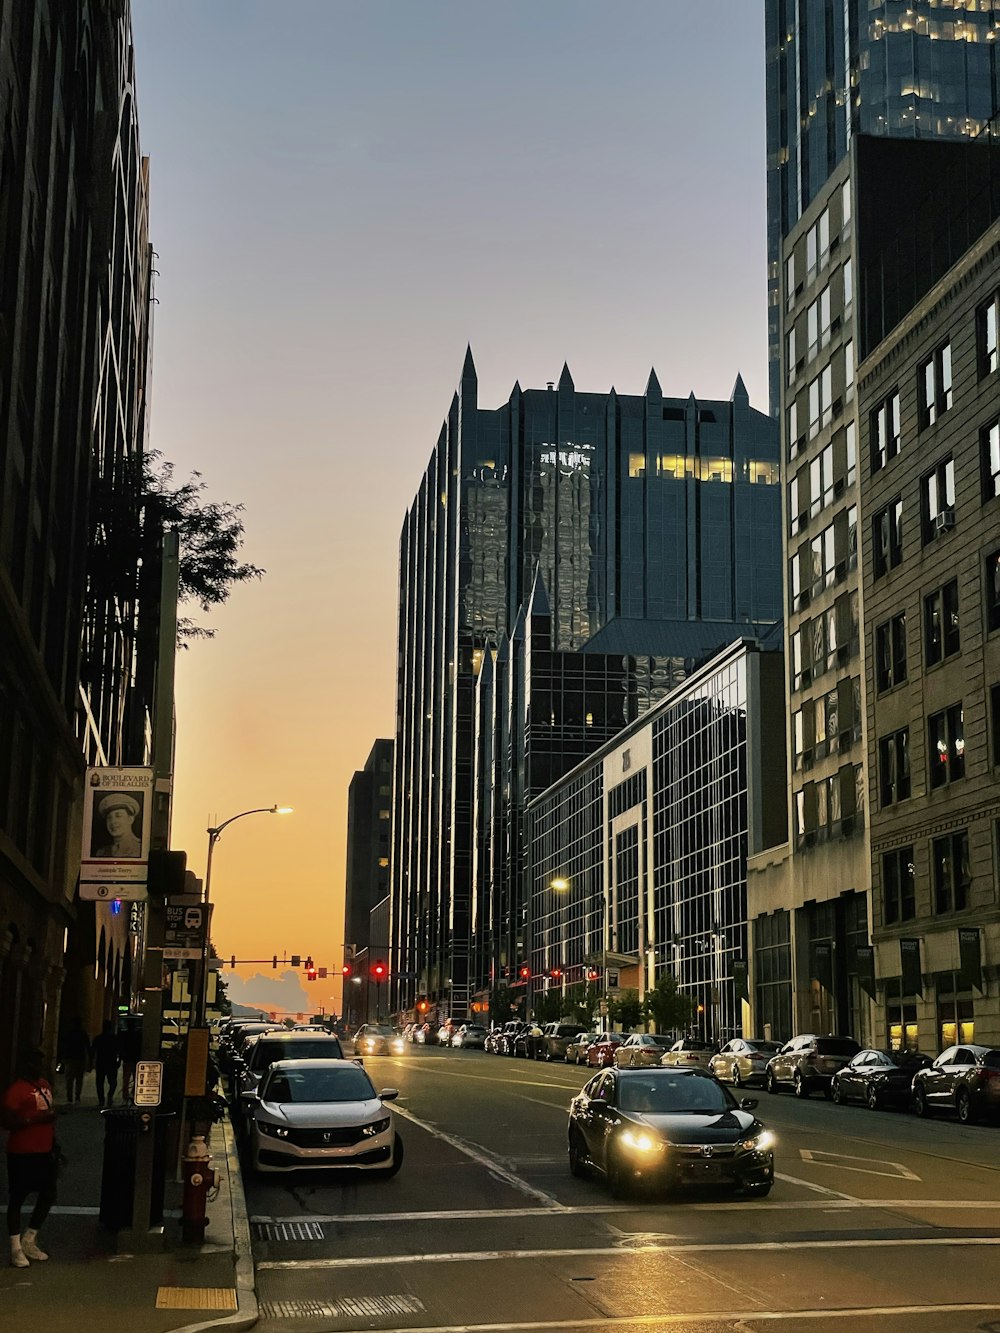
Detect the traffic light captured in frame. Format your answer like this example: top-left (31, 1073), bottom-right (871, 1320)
top-left (586, 968), bottom-right (600, 981)
top-left (230, 955), bottom-right (237, 970)
top-left (342, 963), bottom-right (352, 977)
top-left (146, 848), bottom-right (187, 899)
top-left (272, 955), bottom-right (278, 970)
top-left (417, 999), bottom-right (429, 1013)
top-left (306, 966), bottom-right (317, 982)
top-left (305, 955), bottom-right (314, 970)
top-left (291, 954), bottom-right (301, 968)
top-left (318, 967), bottom-right (327, 979)
top-left (550, 967), bottom-right (563, 979)
top-left (372, 962), bottom-right (386, 980)
top-left (519, 965), bottom-right (531, 980)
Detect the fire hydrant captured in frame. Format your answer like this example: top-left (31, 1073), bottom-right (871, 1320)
top-left (181, 1135), bottom-right (219, 1243)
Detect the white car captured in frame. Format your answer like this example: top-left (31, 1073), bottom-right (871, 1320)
top-left (710, 1039), bottom-right (782, 1088)
top-left (659, 1038), bottom-right (717, 1071)
top-left (246, 1059), bottom-right (403, 1177)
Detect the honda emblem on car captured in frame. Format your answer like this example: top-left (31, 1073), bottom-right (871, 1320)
top-left (701, 1145), bottom-right (714, 1158)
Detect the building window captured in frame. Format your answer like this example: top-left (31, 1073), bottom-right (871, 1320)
top-left (937, 972), bottom-right (975, 1047)
top-left (978, 293), bottom-right (999, 377)
top-left (878, 728), bottom-right (910, 807)
top-left (809, 444), bottom-right (833, 517)
top-left (924, 580), bottom-right (959, 666)
top-left (872, 498), bottom-right (903, 578)
top-left (807, 288), bottom-right (831, 358)
top-left (920, 457), bottom-right (955, 543)
top-left (932, 832), bottom-right (970, 914)
top-left (845, 420), bottom-right (857, 485)
top-left (885, 979), bottom-right (919, 1052)
top-left (919, 343), bottom-right (953, 428)
top-left (982, 420), bottom-right (1000, 501)
top-left (986, 551), bottom-right (1000, 632)
top-left (786, 326), bottom-right (797, 383)
top-left (842, 181), bottom-right (851, 229)
top-left (808, 364), bottom-right (833, 437)
top-left (875, 612), bottom-right (906, 692)
top-left (991, 684), bottom-right (1000, 766)
top-left (807, 208), bottom-right (830, 275)
top-left (871, 391), bottom-right (901, 473)
top-left (785, 253), bottom-right (796, 311)
top-left (787, 400), bottom-right (800, 457)
top-left (843, 340), bottom-right (854, 395)
top-left (882, 847), bottom-right (916, 925)
top-left (842, 256), bottom-right (853, 309)
top-left (928, 703), bottom-right (965, 789)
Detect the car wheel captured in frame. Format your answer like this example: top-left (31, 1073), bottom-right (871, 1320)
top-left (913, 1085), bottom-right (930, 1117)
top-left (957, 1089), bottom-right (975, 1125)
top-left (866, 1085), bottom-right (881, 1112)
top-left (606, 1148), bottom-right (633, 1200)
top-left (794, 1071), bottom-right (809, 1099)
top-left (743, 1180), bottom-right (773, 1199)
top-left (376, 1135), bottom-right (404, 1179)
top-left (568, 1129), bottom-right (589, 1179)
top-left (766, 1070), bottom-right (779, 1095)
top-left (831, 1078), bottom-right (843, 1105)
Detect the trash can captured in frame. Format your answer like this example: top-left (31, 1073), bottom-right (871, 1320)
top-left (99, 1108), bottom-right (170, 1231)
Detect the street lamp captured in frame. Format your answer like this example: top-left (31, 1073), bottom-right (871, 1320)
top-left (197, 804), bottom-right (292, 1024)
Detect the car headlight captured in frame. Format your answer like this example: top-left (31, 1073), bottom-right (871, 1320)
top-left (257, 1122), bottom-right (290, 1139)
top-left (362, 1116), bottom-right (391, 1138)
top-left (619, 1129), bottom-right (665, 1154)
top-left (738, 1129), bottom-right (775, 1153)
top-left (391, 1040), bottom-right (405, 1053)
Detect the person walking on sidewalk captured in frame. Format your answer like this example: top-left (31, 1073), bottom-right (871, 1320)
top-left (59, 1021), bottom-right (92, 1104)
top-left (2, 1048), bottom-right (56, 1267)
top-left (92, 1020), bottom-right (120, 1108)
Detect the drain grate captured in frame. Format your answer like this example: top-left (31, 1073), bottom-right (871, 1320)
top-left (260, 1294), bottom-right (425, 1320)
top-left (253, 1220), bottom-right (326, 1242)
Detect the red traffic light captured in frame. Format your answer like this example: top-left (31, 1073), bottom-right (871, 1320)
top-left (550, 967), bottom-right (563, 979)
top-left (586, 968), bottom-right (600, 981)
top-left (519, 965), bottom-right (531, 980)
top-left (342, 964), bottom-right (352, 977)
top-left (306, 966), bottom-right (317, 982)
top-left (372, 963), bottom-right (386, 979)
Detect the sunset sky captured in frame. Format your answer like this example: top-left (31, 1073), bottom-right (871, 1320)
top-left (130, 1), bottom-right (768, 1015)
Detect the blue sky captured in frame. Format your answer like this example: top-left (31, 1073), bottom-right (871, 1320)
top-left (130, 1), bottom-right (768, 999)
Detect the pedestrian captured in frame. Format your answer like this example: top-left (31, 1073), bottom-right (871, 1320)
top-left (2, 1048), bottom-right (57, 1267)
top-left (92, 1020), bottom-right (120, 1108)
top-left (59, 1021), bottom-right (92, 1104)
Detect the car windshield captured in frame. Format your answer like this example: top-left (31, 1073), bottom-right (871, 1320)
top-left (816, 1038), bottom-right (860, 1056)
top-left (618, 1075), bottom-right (734, 1114)
top-left (364, 1026), bottom-right (395, 1036)
top-left (747, 1041), bottom-right (782, 1054)
top-left (250, 1039), bottom-right (342, 1070)
top-left (263, 1066), bottom-right (376, 1103)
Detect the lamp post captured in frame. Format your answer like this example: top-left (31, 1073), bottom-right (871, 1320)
top-left (196, 804), bottom-right (292, 1024)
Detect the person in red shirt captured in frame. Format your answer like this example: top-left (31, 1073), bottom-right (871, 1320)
top-left (2, 1047), bottom-right (56, 1267)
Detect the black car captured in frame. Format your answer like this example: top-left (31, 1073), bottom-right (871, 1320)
top-left (912, 1044), bottom-right (1000, 1123)
top-left (831, 1048), bottom-right (931, 1110)
top-left (567, 1066), bottom-right (775, 1199)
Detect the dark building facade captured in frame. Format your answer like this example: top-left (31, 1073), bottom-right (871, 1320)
top-left (526, 638), bottom-right (787, 1041)
top-left (391, 353), bottom-right (781, 1021)
top-left (766, 0), bottom-right (1000, 413)
top-left (344, 739), bottom-right (393, 964)
top-left (0, 1), bottom-right (156, 1078)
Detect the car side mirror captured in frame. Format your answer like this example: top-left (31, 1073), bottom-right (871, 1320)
top-left (379, 1088), bottom-right (399, 1101)
top-left (242, 1091), bottom-right (259, 1102)
top-left (739, 1098), bottom-right (758, 1110)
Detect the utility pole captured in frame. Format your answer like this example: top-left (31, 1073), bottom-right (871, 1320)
top-left (123, 530), bottom-right (178, 1250)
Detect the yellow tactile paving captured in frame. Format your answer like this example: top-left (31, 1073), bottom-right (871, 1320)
top-left (155, 1287), bottom-right (238, 1310)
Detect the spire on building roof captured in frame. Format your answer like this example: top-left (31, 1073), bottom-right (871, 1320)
top-left (645, 367), bottom-right (662, 399)
top-left (558, 361), bottom-right (574, 391)
top-left (528, 567), bottom-right (551, 619)
top-left (731, 372), bottom-right (749, 404)
top-left (461, 343), bottom-right (477, 382)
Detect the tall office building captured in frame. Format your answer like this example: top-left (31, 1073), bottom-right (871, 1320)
top-left (343, 738), bottom-right (393, 972)
top-left (391, 353), bottom-right (781, 1021)
top-left (753, 2), bottom-right (1000, 1044)
top-left (766, 0), bottom-right (1000, 414)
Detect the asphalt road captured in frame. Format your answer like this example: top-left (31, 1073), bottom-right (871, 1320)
top-left (245, 1044), bottom-right (1000, 1333)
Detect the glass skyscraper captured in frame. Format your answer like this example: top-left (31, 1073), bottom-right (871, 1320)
top-left (766, 0), bottom-right (1000, 413)
top-left (391, 352), bottom-right (780, 1021)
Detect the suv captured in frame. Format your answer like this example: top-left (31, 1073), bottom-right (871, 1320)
top-left (541, 1023), bottom-right (588, 1062)
top-left (765, 1034), bottom-right (860, 1098)
top-left (911, 1044), bottom-right (1000, 1123)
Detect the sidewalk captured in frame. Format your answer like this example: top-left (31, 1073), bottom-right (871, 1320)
top-left (0, 1071), bottom-right (257, 1332)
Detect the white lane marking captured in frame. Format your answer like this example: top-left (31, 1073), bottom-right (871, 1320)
top-left (800, 1148), bottom-right (921, 1181)
top-left (391, 1104), bottom-right (568, 1210)
top-left (774, 1171), bottom-right (859, 1200)
top-left (249, 1197), bottom-right (1000, 1226)
top-left (257, 1235), bottom-right (1000, 1271)
top-left (296, 1304), bottom-right (1000, 1332)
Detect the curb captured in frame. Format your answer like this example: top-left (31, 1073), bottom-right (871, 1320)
top-left (171, 1115), bottom-right (258, 1333)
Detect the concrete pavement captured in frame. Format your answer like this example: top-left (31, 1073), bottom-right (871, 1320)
top-left (0, 1071), bottom-right (257, 1333)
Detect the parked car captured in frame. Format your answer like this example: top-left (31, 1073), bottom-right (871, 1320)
top-left (660, 1038), bottom-right (717, 1071)
top-left (710, 1039), bottom-right (782, 1088)
top-left (483, 1027), bottom-right (505, 1054)
top-left (567, 1066), bottom-right (774, 1198)
top-left (586, 1033), bottom-right (625, 1068)
top-left (614, 1034), bottom-right (673, 1068)
top-left (831, 1048), bottom-right (932, 1110)
top-left (541, 1023), bottom-right (589, 1061)
top-left (514, 1023), bottom-right (546, 1059)
top-left (353, 1024), bottom-right (406, 1056)
top-left (765, 1034), bottom-right (861, 1098)
top-left (233, 1031), bottom-right (346, 1131)
top-left (498, 1020), bottom-right (528, 1056)
top-left (245, 1059), bottom-right (403, 1177)
top-left (451, 1024), bottom-right (488, 1049)
top-left (565, 1032), bottom-right (601, 1065)
top-left (911, 1044), bottom-right (1000, 1123)
top-left (413, 1023), bottom-right (438, 1045)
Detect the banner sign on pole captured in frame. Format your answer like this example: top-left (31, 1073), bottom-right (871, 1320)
top-left (958, 928), bottom-right (982, 992)
top-left (811, 940), bottom-right (834, 991)
top-left (855, 944), bottom-right (877, 999)
top-left (900, 937), bottom-right (922, 996)
top-left (80, 767), bottom-right (154, 884)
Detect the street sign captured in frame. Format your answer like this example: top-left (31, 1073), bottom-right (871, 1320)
top-left (606, 968), bottom-right (620, 990)
top-left (79, 883), bottom-right (149, 902)
top-left (134, 1060), bottom-right (163, 1108)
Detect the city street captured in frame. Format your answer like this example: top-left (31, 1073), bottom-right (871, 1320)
top-left (245, 1046), bottom-right (1000, 1332)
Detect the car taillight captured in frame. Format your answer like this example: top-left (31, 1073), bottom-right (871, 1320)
top-left (687, 1053), bottom-right (699, 1061)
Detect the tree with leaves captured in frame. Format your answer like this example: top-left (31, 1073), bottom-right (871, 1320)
top-left (141, 451), bottom-right (265, 643)
top-left (642, 970), bottom-right (695, 1035)
top-left (609, 989), bottom-right (642, 1031)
